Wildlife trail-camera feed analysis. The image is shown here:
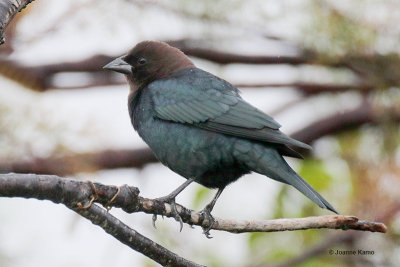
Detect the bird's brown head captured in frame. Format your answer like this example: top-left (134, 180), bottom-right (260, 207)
top-left (104, 41), bottom-right (194, 90)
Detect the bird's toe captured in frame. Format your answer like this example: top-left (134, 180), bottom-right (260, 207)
top-left (154, 195), bottom-right (184, 231)
top-left (199, 206), bottom-right (216, 239)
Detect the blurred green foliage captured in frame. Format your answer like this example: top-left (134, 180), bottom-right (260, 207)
top-left (306, 0), bottom-right (376, 56)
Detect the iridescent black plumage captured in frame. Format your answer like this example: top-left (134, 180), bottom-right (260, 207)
top-left (104, 41), bottom-right (338, 235)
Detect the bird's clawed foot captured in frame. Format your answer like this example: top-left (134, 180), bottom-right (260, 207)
top-left (198, 187), bottom-right (223, 238)
top-left (199, 204), bottom-right (216, 239)
top-left (151, 179), bottom-right (195, 231)
top-left (152, 195), bottom-right (184, 231)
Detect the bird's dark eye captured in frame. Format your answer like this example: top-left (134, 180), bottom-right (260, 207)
top-left (138, 57), bottom-right (147, 65)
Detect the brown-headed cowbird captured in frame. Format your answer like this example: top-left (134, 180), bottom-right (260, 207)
top-left (104, 41), bottom-right (337, 236)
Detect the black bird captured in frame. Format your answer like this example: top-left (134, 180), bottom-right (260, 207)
top-left (104, 41), bottom-right (338, 236)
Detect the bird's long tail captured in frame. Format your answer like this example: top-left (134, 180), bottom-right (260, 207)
top-left (235, 142), bottom-right (338, 213)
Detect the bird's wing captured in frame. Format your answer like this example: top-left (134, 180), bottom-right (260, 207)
top-left (149, 75), bottom-right (311, 150)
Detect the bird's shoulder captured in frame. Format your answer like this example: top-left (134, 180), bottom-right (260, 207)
top-left (146, 68), bottom-right (243, 123)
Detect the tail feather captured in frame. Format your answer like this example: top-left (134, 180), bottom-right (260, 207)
top-left (239, 143), bottom-right (338, 213)
top-left (283, 169), bottom-right (338, 214)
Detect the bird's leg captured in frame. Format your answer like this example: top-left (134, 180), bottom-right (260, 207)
top-left (199, 187), bottom-right (224, 238)
top-left (153, 178), bottom-right (194, 231)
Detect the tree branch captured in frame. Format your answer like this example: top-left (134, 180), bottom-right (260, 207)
top-left (0, 0), bottom-right (34, 45)
top-left (73, 204), bottom-right (204, 267)
top-left (291, 100), bottom-right (400, 144)
top-left (235, 82), bottom-right (374, 96)
top-left (1, 54), bottom-right (377, 95)
top-left (0, 36), bottom-right (381, 93)
top-left (0, 173), bottom-right (204, 267)
top-left (0, 148), bottom-right (156, 175)
top-left (290, 101), bottom-right (374, 144)
top-left (167, 39), bottom-right (310, 65)
top-left (0, 173), bottom-right (387, 234)
top-left (1, 53), bottom-right (313, 91)
top-left (2, 38), bottom-right (396, 93)
top-left (0, 55), bottom-right (116, 90)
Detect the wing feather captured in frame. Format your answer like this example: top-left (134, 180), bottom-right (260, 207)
top-left (149, 69), bottom-right (311, 151)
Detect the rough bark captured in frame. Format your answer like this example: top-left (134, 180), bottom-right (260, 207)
top-left (0, 0), bottom-right (34, 44)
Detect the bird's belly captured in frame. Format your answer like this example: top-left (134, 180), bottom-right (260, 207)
top-left (137, 118), bottom-right (249, 188)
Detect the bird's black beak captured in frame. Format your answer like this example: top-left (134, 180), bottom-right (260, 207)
top-left (103, 55), bottom-right (133, 75)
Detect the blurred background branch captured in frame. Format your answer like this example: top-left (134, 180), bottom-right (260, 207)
top-left (2, 99), bottom-right (398, 175)
top-left (1, 40), bottom-right (399, 92)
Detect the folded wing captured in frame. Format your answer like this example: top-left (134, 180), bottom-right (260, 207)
top-left (149, 71), bottom-right (311, 155)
